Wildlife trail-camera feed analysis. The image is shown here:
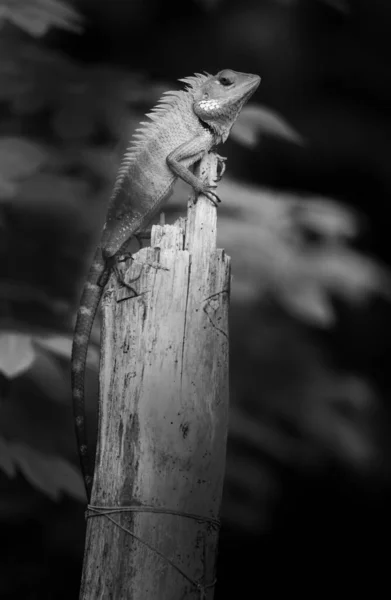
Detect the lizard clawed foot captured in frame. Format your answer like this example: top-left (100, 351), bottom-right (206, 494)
top-left (215, 154), bottom-right (227, 181)
top-left (204, 190), bottom-right (221, 206)
top-left (114, 267), bottom-right (139, 297)
top-left (113, 257), bottom-right (141, 298)
top-left (203, 184), bottom-right (221, 206)
top-left (116, 251), bottom-right (133, 263)
top-left (204, 192), bottom-right (221, 206)
top-left (194, 183), bottom-right (221, 206)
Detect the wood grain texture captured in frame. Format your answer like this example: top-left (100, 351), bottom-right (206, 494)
top-left (79, 154), bottom-right (230, 599)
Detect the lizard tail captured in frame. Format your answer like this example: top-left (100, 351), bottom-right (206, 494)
top-left (71, 247), bottom-right (110, 501)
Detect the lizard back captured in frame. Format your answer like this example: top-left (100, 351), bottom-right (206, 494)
top-left (101, 73), bottom-right (212, 258)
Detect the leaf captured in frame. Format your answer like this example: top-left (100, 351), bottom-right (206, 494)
top-left (0, 177), bottom-right (17, 199)
top-left (294, 198), bottom-right (359, 240)
top-left (274, 246), bottom-right (390, 326)
top-left (0, 137), bottom-right (48, 181)
top-left (307, 248), bottom-right (391, 304)
top-left (0, 332), bottom-right (36, 378)
top-left (304, 375), bottom-right (376, 469)
top-left (0, 0), bottom-right (82, 37)
top-left (35, 334), bottom-right (100, 369)
top-left (280, 283), bottom-right (336, 327)
top-left (231, 104), bottom-right (305, 148)
top-left (9, 441), bottom-right (85, 501)
top-left (34, 334), bottom-right (72, 359)
top-left (28, 350), bottom-right (70, 404)
top-left (214, 180), bottom-right (391, 324)
top-left (229, 406), bottom-right (297, 463)
top-left (0, 436), bottom-right (16, 477)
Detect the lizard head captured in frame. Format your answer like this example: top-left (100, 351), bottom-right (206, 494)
top-left (192, 69), bottom-right (261, 143)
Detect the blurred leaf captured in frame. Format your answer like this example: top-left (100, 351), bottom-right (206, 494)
top-left (222, 454), bottom-right (275, 534)
top-left (28, 349), bottom-right (70, 404)
top-left (0, 0), bottom-right (82, 36)
top-left (213, 181), bottom-right (391, 325)
top-left (0, 436), bottom-right (16, 477)
top-left (293, 198), bottom-right (359, 240)
top-left (0, 137), bottom-right (48, 182)
top-left (4, 440), bottom-right (85, 501)
top-left (231, 104), bottom-right (305, 148)
top-left (34, 334), bottom-right (72, 357)
top-left (305, 248), bottom-right (391, 305)
top-left (268, 245), bottom-right (390, 325)
top-left (0, 332), bottom-right (36, 378)
top-left (279, 282), bottom-right (335, 327)
top-left (229, 405), bottom-right (299, 463)
top-left (35, 334), bottom-right (99, 369)
top-left (0, 177), bottom-right (17, 199)
top-left (304, 374), bottom-right (376, 469)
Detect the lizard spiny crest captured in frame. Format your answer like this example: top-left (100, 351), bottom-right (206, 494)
top-left (111, 72), bottom-right (211, 200)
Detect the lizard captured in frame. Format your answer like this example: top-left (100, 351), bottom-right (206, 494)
top-left (71, 69), bottom-right (261, 501)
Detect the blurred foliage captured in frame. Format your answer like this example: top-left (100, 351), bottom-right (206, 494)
top-left (231, 103), bottom-right (306, 148)
top-left (215, 183), bottom-right (391, 324)
top-left (0, 437), bottom-right (84, 500)
top-left (1, 0), bottom-right (391, 596)
top-left (0, 0), bottom-right (81, 36)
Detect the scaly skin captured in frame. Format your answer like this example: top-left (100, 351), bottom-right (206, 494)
top-left (71, 69), bottom-right (261, 500)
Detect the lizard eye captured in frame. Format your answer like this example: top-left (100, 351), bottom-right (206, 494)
top-left (218, 69), bottom-right (235, 87)
top-left (219, 73), bottom-right (234, 86)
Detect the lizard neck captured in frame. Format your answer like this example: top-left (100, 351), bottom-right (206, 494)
top-left (197, 118), bottom-right (223, 146)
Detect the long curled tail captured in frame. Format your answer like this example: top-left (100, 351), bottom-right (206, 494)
top-left (71, 247), bottom-right (110, 501)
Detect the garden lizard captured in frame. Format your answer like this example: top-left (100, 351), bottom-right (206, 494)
top-left (71, 69), bottom-right (261, 500)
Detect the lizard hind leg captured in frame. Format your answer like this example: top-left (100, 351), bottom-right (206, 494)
top-left (98, 248), bottom-right (140, 297)
top-left (113, 255), bottom-right (141, 298)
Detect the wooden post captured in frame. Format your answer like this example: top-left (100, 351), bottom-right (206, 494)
top-left (79, 154), bottom-right (230, 599)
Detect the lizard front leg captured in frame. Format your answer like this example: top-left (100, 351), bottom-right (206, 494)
top-left (166, 135), bottom-right (221, 204)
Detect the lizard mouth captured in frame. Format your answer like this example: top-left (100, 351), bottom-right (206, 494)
top-left (242, 74), bottom-right (261, 98)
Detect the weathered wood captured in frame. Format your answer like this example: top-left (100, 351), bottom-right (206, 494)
top-left (79, 154), bottom-right (230, 599)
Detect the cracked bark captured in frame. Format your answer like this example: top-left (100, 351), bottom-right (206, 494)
top-left (79, 153), bottom-right (231, 600)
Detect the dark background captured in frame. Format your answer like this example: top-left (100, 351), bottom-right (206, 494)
top-left (1, 0), bottom-right (391, 596)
